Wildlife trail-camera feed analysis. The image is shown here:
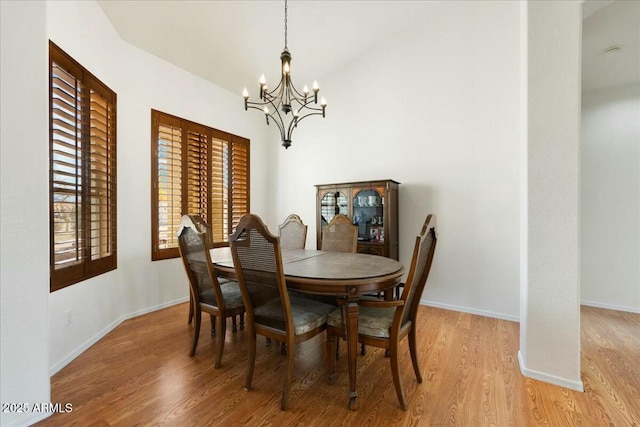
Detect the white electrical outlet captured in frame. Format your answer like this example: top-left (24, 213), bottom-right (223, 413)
top-left (64, 309), bottom-right (72, 326)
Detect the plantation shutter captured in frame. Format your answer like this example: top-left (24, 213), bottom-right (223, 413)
top-left (230, 136), bottom-right (250, 235)
top-left (186, 125), bottom-right (209, 219)
top-left (151, 110), bottom-right (250, 259)
top-left (50, 41), bottom-right (117, 291)
top-left (210, 133), bottom-right (229, 243)
top-left (153, 114), bottom-right (183, 258)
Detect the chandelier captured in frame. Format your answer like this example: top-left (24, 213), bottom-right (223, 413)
top-left (242, 0), bottom-right (326, 149)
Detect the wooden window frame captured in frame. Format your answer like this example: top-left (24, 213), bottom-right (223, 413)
top-left (49, 41), bottom-right (117, 291)
top-left (150, 110), bottom-right (250, 261)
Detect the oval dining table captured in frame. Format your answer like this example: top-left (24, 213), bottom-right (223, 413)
top-left (209, 247), bottom-right (404, 410)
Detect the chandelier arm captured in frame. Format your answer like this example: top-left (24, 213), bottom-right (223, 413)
top-left (294, 99), bottom-right (324, 109)
top-left (264, 79), bottom-right (285, 99)
top-left (247, 99), bottom-right (287, 142)
top-left (245, 104), bottom-right (268, 113)
top-left (288, 83), bottom-right (312, 100)
top-left (267, 99), bottom-right (288, 133)
top-left (285, 117), bottom-right (297, 140)
top-left (293, 111), bottom-right (324, 125)
top-left (247, 96), bottom-right (284, 112)
top-left (270, 115), bottom-right (287, 142)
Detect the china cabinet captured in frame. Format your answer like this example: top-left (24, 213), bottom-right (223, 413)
top-left (315, 179), bottom-right (399, 259)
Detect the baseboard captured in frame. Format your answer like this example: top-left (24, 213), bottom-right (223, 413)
top-left (581, 300), bottom-right (640, 314)
top-left (50, 296), bottom-right (189, 376)
top-left (3, 412), bottom-right (51, 427)
top-left (420, 299), bottom-right (520, 322)
top-left (517, 350), bottom-right (584, 392)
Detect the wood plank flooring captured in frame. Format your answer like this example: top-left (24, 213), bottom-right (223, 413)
top-left (36, 304), bottom-right (639, 426)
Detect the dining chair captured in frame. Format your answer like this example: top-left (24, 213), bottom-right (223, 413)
top-left (177, 215), bottom-right (245, 369)
top-left (321, 214), bottom-right (358, 253)
top-left (229, 214), bottom-right (335, 410)
top-left (185, 214), bottom-right (243, 332)
top-left (278, 214), bottom-right (307, 250)
top-left (185, 214), bottom-right (212, 325)
top-left (325, 214), bottom-right (438, 410)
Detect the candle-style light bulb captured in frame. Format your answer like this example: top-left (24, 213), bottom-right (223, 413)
top-left (242, 88), bottom-right (249, 98)
top-left (320, 97), bottom-right (327, 106)
top-left (264, 106), bottom-right (269, 114)
top-left (293, 109), bottom-right (299, 117)
top-left (303, 85), bottom-right (309, 94)
top-left (312, 80), bottom-right (319, 91)
top-left (259, 74), bottom-right (266, 100)
top-left (283, 62), bottom-right (290, 74)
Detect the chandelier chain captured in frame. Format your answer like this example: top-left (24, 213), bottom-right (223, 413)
top-left (284, 0), bottom-right (288, 49)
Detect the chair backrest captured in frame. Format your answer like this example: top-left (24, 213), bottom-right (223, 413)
top-left (185, 214), bottom-right (214, 248)
top-left (321, 214), bottom-right (358, 253)
top-left (177, 215), bottom-right (225, 309)
top-left (399, 214), bottom-right (438, 326)
top-left (278, 214), bottom-right (308, 250)
top-left (229, 214), bottom-right (292, 332)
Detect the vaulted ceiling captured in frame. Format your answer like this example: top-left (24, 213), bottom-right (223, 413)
top-left (97, 1), bottom-right (639, 95)
top-left (97, 1), bottom-right (444, 97)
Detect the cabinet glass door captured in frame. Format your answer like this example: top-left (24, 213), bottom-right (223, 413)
top-left (352, 189), bottom-right (384, 242)
top-left (320, 191), bottom-right (348, 233)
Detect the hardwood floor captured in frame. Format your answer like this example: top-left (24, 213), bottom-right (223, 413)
top-left (36, 304), bottom-right (639, 426)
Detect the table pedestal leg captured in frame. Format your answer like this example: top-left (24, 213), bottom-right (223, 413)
top-left (345, 297), bottom-right (359, 410)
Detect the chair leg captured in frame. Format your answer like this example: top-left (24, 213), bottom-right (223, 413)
top-left (214, 315), bottom-right (226, 369)
top-left (408, 326), bottom-right (423, 383)
top-left (240, 313), bottom-right (245, 330)
top-left (190, 309), bottom-right (201, 357)
top-left (188, 294), bottom-right (194, 324)
top-left (361, 343), bottom-right (366, 356)
top-left (326, 333), bottom-right (337, 384)
top-left (244, 328), bottom-right (257, 391)
top-left (232, 315), bottom-right (237, 332)
top-left (210, 314), bottom-right (216, 337)
top-left (389, 343), bottom-right (407, 411)
top-left (281, 337), bottom-right (295, 410)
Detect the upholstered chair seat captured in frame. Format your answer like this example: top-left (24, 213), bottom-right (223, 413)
top-left (327, 305), bottom-right (395, 338)
top-left (255, 296), bottom-right (333, 335)
top-left (199, 281), bottom-right (244, 311)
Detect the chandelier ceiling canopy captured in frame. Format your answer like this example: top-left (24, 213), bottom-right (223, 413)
top-left (242, 0), bottom-right (326, 149)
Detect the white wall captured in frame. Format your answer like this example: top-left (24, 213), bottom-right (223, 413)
top-left (1, 1), bottom-right (271, 424)
top-left (519, 0), bottom-right (583, 391)
top-left (45, 0), bottom-right (273, 373)
top-left (271, 0), bottom-right (522, 320)
top-left (581, 84), bottom-right (640, 312)
top-left (0, 2), bottom-right (50, 426)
